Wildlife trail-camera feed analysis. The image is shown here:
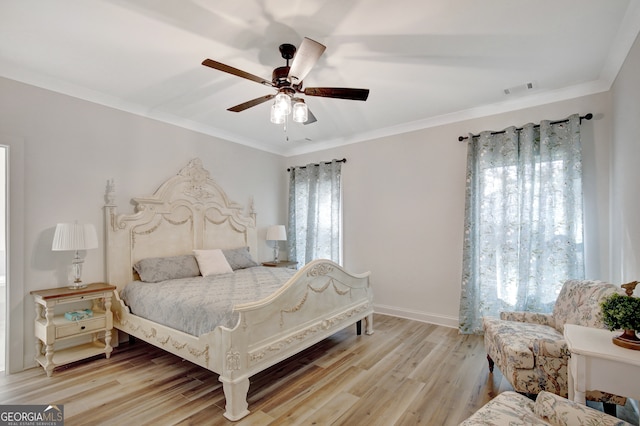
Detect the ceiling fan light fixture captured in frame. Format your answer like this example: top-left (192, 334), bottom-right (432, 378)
top-left (274, 92), bottom-right (291, 114)
top-left (292, 99), bottom-right (308, 123)
top-left (270, 104), bottom-right (286, 124)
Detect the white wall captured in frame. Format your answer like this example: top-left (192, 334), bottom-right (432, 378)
top-left (0, 77), bottom-right (288, 372)
top-left (610, 32), bottom-right (640, 285)
top-left (288, 92), bottom-right (613, 328)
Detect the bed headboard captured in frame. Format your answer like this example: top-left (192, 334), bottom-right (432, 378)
top-left (104, 158), bottom-right (257, 291)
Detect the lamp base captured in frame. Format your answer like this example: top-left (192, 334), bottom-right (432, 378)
top-left (68, 282), bottom-right (88, 290)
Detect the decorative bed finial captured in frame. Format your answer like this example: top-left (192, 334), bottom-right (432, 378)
top-left (248, 197), bottom-right (255, 216)
top-left (105, 179), bottom-right (116, 206)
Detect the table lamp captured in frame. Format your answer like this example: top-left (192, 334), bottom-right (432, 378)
top-left (266, 225), bottom-right (287, 263)
top-left (52, 222), bottom-right (98, 289)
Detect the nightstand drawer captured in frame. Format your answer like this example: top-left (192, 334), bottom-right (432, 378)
top-left (56, 317), bottom-right (106, 338)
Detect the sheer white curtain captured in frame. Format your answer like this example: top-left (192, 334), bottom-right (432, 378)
top-left (287, 160), bottom-right (342, 266)
top-left (459, 114), bottom-right (585, 334)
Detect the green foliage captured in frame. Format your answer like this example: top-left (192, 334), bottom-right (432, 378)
top-left (600, 293), bottom-right (640, 331)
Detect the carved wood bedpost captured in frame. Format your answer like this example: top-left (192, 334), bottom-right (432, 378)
top-left (104, 178), bottom-right (117, 285)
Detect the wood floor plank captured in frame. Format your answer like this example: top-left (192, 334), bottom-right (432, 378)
top-left (1, 314), bottom-right (637, 425)
top-left (302, 392), bottom-right (360, 426)
top-left (268, 366), bottom-right (364, 425)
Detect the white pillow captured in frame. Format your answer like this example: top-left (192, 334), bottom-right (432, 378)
top-left (193, 249), bottom-right (233, 276)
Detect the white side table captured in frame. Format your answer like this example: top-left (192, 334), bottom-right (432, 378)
top-left (31, 282), bottom-right (116, 376)
top-left (565, 324), bottom-right (640, 405)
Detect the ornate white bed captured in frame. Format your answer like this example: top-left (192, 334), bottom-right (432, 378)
top-left (104, 158), bottom-right (374, 421)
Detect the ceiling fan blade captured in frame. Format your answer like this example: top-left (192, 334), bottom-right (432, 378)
top-left (287, 38), bottom-right (326, 83)
top-left (303, 87), bottom-right (370, 101)
top-left (304, 109), bottom-right (317, 125)
top-left (202, 59), bottom-right (273, 87)
top-left (227, 94), bottom-right (275, 112)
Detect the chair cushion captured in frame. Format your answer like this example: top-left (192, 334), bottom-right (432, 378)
top-left (460, 391), bottom-right (632, 426)
top-left (459, 391), bottom-right (545, 425)
top-left (534, 391), bottom-right (633, 426)
top-left (484, 317), bottom-right (563, 369)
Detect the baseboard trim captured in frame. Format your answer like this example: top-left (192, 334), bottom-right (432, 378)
top-left (374, 304), bottom-right (459, 329)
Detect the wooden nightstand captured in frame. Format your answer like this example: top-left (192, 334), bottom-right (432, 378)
top-left (30, 282), bottom-right (116, 376)
top-left (261, 261), bottom-right (298, 269)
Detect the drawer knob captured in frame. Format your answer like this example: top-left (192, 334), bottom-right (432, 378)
top-left (81, 326), bottom-right (86, 330)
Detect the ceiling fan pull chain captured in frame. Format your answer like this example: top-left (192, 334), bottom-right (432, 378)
top-left (284, 117), bottom-right (290, 142)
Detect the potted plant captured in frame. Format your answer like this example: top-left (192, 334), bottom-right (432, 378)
top-left (600, 284), bottom-right (640, 350)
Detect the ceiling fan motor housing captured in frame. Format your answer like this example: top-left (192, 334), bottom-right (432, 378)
top-left (272, 66), bottom-right (292, 88)
top-left (274, 44), bottom-right (298, 87)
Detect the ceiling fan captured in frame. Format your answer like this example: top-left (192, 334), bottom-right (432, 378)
top-left (201, 37), bottom-right (369, 125)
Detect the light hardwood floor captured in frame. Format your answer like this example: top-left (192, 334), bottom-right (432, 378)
top-left (0, 314), bottom-right (637, 425)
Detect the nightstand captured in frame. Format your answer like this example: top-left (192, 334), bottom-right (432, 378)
top-left (30, 282), bottom-right (116, 376)
top-left (262, 261), bottom-right (298, 269)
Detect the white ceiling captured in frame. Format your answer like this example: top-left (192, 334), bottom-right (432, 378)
top-left (2, 1), bottom-right (639, 156)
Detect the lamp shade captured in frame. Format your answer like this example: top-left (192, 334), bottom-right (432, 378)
top-left (266, 225), bottom-right (287, 241)
top-left (52, 223), bottom-right (98, 251)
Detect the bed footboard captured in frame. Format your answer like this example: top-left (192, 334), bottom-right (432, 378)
top-left (219, 259), bottom-right (373, 421)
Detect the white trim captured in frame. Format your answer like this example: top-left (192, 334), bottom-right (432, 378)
top-left (1, 135), bottom-right (25, 374)
top-left (374, 303), bottom-right (459, 329)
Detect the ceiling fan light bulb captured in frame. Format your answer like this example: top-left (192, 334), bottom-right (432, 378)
top-left (270, 104), bottom-right (285, 124)
top-left (292, 101), bottom-right (308, 123)
top-left (275, 93), bottom-right (291, 114)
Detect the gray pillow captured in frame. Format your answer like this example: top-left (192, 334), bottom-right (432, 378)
top-left (222, 247), bottom-right (259, 270)
top-left (133, 255), bottom-right (201, 282)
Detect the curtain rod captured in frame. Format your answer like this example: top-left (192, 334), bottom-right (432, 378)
top-left (287, 158), bottom-right (346, 172)
top-left (457, 113), bottom-right (593, 142)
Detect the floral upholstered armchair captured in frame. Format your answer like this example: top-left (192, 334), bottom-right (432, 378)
top-left (460, 391), bottom-right (632, 426)
top-left (483, 279), bottom-right (627, 406)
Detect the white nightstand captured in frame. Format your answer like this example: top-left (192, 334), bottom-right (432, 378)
top-left (31, 282), bottom-right (116, 376)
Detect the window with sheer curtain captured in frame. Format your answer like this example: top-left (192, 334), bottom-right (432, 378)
top-left (459, 114), bottom-right (585, 334)
top-left (287, 159), bottom-right (342, 266)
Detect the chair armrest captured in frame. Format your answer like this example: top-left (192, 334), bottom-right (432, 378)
top-left (500, 311), bottom-right (555, 327)
top-left (532, 339), bottom-right (569, 358)
top-left (534, 391), bottom-right (633, 426)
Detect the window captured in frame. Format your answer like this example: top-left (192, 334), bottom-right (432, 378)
top-left (459, 116), bottom-right (584, 333)
top-left (287, 160), bottom-right (342, 266)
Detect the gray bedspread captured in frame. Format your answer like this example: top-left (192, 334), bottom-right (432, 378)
top-left (120, 266), bottom-right (296, 336)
